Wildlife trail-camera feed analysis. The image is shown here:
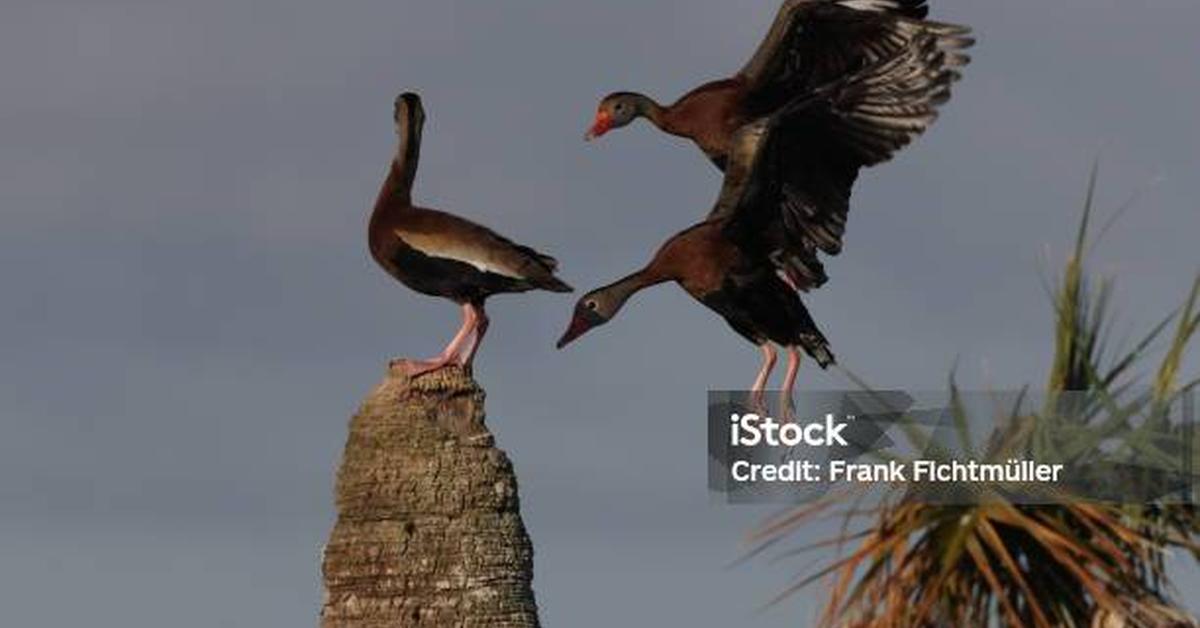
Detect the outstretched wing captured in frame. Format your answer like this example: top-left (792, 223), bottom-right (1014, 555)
top-left (710, 32), bottom-right (968, 290)
top-left (737, 0), bottom-right (971, 116)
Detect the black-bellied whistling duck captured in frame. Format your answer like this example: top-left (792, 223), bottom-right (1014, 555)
top-left (561, 35), bottom-right (958, 406)
top-left (593, 0), bottom-right (970, 290)
top-left (585, 0), bottom-right (971, 167)
top-left (585, 1), bottom-right (971, 284)
top-left (557, 219), bottom-right (835, 409)
top-left (369, 93), bottom-right (572, 376)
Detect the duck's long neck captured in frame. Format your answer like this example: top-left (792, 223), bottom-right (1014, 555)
top-left (385, 105), bottom-right (423, 206)
top-left (632, 94), bottom-right (671, 134)
top-left (605, 264), bottom-right (673, 314)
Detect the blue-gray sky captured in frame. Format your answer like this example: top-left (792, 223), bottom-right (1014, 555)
top-left (1, 1), bottom-right (1198, 626)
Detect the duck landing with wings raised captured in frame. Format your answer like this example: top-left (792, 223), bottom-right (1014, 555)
top-left (369, 93), bottom-right (572, 377)
top-left (585, 0), bottom-right (972, 287)
top-left (565, 0), bottom-right (973, 409)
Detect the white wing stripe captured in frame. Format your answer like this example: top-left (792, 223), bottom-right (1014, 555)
top-left (837, 0), bottom-right (901, 13)
top-left (395, 230), bottom-right (525, 279)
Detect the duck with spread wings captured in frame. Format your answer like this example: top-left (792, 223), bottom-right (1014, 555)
top-left (585, 0), bottom-right (971, 166)
top-left (586, 0), bottom-right (971, 286)
top-left (560, 35), bottom-right (960, 406)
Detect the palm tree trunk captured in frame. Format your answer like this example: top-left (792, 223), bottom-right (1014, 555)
top-left (321, 366), bottom-right (540, 627)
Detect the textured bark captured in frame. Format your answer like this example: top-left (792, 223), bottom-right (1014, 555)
top-left (321, 365), bottom-right (540, 627)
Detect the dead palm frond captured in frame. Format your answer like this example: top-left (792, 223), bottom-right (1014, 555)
top-left (753, 169), bottom-right (1200, 627)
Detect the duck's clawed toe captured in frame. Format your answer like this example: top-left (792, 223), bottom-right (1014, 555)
top-left (389, 357), bottom-right (455, 378)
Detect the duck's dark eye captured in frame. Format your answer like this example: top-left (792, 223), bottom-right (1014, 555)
top-left (613, 103), bottom-right (625, 112)
top-left (586, 300), bottom-right (598, 311)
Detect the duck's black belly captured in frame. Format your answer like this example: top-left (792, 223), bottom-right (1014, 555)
top-left (375, 240), bottom-right (529, 304)
top-left (698, 271), bottom-right (822, 348)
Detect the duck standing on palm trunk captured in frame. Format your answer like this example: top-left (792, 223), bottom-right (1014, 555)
top-left (369, 93), bottom-right (572, 377)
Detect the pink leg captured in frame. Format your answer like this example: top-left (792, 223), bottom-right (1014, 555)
top-left (749, 344), bottom-right (778, 411)
top-left (780, 347), bottom-right (802, 419)
top-left (391, 304), bottom-right (477, 377)
top-left (456, 304), bottom-right (490, 370)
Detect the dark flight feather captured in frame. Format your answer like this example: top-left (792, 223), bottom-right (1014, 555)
top-left (709, 28), bottom-right (969, 291)
top-left (738, 0), bottom-right (971, 117)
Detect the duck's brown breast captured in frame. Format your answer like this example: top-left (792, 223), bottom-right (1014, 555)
top-left (653, 222), bottom-right (743, 298)
top-left (665, 78), bottom-right (750, 161)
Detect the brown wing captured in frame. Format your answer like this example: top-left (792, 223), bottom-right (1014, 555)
top-left (737, 0), bottom-right (971, 116)
top-left (710, 32), bottom-right (967, 290)
top-left (395, 208), bottom-right (564, 285)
